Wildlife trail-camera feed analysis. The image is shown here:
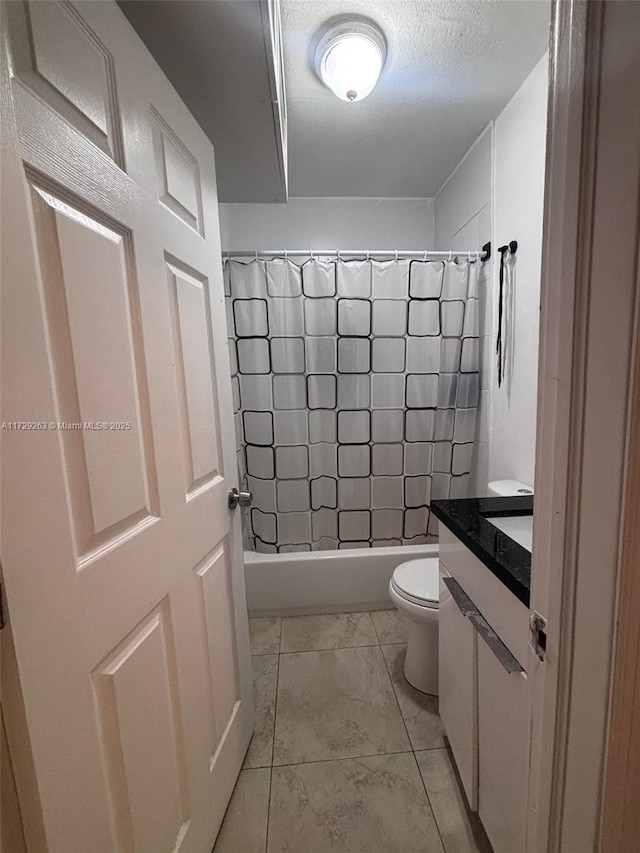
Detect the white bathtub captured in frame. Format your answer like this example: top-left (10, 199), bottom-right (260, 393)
top-left (244, 543), bottom-right (439, 617)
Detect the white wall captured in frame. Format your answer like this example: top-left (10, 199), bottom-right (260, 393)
top-left (434, 127), bottom-right (493, 253)
top-left (222, 53), bottom-right (548, 498)
top-left (219, 197), bottom-right (435, 251)
top-left (490, 54), bottom-right (549, 487)
top-left (434, 127), bottom-right (494, 495)
top-left (434, 53), bottom-right (548, 495)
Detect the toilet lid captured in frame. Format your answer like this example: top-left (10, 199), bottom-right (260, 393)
top-left (392, 559), bottom-right (439, 604)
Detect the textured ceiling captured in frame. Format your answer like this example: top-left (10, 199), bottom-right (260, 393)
top-left (282, 0), bottom-right (550, 197)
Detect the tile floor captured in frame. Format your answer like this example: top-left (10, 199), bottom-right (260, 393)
top-left (213, 610), bottom-right (492, 853)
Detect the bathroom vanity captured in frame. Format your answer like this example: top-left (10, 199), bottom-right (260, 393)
top-left (431, 495), bottom-right (533, 853)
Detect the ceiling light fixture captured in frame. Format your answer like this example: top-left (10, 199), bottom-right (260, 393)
top-left (314, 17), bottom-right (387, 103)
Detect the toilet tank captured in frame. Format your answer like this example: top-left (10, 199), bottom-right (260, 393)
top-left (487, 479), bottom-right (534, 497)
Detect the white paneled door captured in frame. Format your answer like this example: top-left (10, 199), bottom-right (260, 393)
top-left (0, 2), bottom-right (253, 851)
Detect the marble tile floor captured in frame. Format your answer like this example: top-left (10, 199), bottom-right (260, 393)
top-left (213, 610), bottom-right (492, 853)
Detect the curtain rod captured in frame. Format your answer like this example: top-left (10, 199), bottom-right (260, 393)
top-left (225, 242), bottom-right (492, 262)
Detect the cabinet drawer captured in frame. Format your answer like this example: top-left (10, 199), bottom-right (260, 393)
top-left (438, 566), bottom-right (478, 809)
top-left (478, 639), bottom-right (530, 853)
top-left (439, 523), bottom-right (529, 668)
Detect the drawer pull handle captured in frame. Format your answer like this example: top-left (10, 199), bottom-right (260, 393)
top-left (442, 577), bottom-right (524, 673)
top-left (442, 576), bottom-right (476, 616)
top-left (468, 612), bottom-right (525, 674)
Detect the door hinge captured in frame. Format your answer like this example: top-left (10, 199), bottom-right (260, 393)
top-left (0, 580), bottom-right (4, 630)
top-left (530, 612), bottom-right (547, 661)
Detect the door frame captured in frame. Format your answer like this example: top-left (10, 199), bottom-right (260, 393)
top-left (599, 229), bottom-right (640, 851)
top-left (528, 1), bottom-right (640, 851)
top-left (3, 0), bottom-right (639, 850)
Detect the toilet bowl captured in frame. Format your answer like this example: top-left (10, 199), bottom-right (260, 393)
top-left (389, 557), bottom-right (440, 695)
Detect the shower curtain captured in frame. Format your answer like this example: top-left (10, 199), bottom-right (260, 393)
top-left (224, 256), bottom-right (480, 553)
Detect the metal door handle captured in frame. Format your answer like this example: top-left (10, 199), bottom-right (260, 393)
top-left (228, 488), bottom-right (253, 510)
top-left (468, 612), bottom-right (524, 673)
top-left (442, 575), bottom-right (477, 617)
top-left (442, 577), bottom-right (524, 673)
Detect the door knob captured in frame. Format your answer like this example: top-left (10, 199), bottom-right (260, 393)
top-left (228, 488), bottom-right (253, 510)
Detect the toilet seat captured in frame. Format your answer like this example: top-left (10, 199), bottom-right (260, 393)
top-left (391, 558), bottom-right (439, 609)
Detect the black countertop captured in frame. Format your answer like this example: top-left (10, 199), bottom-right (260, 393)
top-left (430, 495), bottom-right (533, 607)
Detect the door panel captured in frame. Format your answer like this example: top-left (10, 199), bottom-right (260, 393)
top-left (92, 602), bottom-right (189, 853)
top-left (166, 258), bottom-right (223, 496)
top-left (1, 2), bottom-right (253, 851)
top-left (195, 545), bottom-right (240, 752)
top-left (29, 182), bottom-right (158, 562)
top-left (7, 0), bottom-right (124, 163)
top-left (152, 109), bottom-right (204, 235)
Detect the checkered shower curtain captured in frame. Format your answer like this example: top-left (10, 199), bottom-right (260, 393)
top-left (224, 257), bottom-right (480, 553)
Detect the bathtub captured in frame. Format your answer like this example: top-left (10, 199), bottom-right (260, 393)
top-left (244, 543), bottom-right (439, 617)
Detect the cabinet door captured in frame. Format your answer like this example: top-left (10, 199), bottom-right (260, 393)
top-left (439, 568), bottom-right (478, 808)
top-left (477, 640), bottom-right (531, 853)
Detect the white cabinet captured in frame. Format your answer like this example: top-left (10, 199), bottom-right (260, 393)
top-left (477, 641), bottom-right (530, 853)
top-left (438, 524), bottom-right (531, 853)
top-left (440, 525), bottom-right (530, 665)
top-left (439, 568), bottom-right (478, 807)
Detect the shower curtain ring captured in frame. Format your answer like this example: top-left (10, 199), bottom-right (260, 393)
top-left (449, 250), bottom-right (453, 262)
top-left (366, 249), bottom-right (370, 261)
top-left (337, 249), bottom-right (341, 261)
top-left (423, 249), bottom-right (428, 262)
top-left (395, 249), bottom-right (399, 261)
top-left (284, 249), bottom-right (288, 261)
top-left (254, 249), bottom-right (258, 261)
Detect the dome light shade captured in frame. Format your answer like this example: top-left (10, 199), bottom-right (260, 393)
top-left (315, 19), bottom-right (386, 103)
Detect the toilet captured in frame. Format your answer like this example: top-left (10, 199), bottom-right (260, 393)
top-left (389, 557), bottom-right (440, 695)
top-left (390, 479), bottom-right (534, 695)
